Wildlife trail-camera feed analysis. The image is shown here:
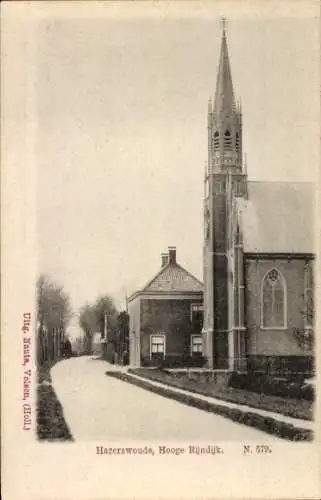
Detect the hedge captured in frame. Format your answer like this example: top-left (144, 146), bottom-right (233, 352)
top-left (141, 355), bottom-right (206, 369)
top-left (129, 368), bottom-right (312, 421)
top-left (229, 372), bottom-right (314, 401)
top-left (37, 360), bottom-right (73, 441)
top-left (37, 383), bottom-right (73, 441)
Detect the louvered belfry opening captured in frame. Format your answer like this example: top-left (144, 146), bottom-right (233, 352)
top-left (224, 129), bottom-right (232, 151)
top-left (236, 132), bottom-right (240, 152)
top-left (213, 131), bottom-right (220, 151)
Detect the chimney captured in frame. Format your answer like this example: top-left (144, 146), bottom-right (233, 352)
top-left (161, 253), bottom-right (169, 267)
top-left (168, 246), bottom-right (176, 265)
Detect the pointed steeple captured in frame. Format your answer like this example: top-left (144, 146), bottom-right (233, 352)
top-left (213, 19), bottom-right (236, 115)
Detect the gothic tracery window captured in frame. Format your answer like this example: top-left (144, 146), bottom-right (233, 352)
top-left (261, 268), bottom-right (286, 328)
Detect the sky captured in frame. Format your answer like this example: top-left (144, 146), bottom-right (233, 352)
top-left (35, 9), bottom-right (319, 336)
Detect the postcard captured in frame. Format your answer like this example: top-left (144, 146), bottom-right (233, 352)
top-left (2, 1), bottom-right (320, 499)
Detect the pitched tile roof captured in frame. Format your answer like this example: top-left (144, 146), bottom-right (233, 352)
top-left (142, 263), bottom-right (203, 293)
top-left (236, 181), bottom-right (315, 254)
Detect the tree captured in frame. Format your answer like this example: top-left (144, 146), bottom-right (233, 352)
top-left (78, 303), bottom-right (97, 354)
top-left (37, 274), bottom-right (72, 330)
top-left (117, 311), bottom-right (130, 364)
top-left (292, 286), bottom-right (314, 353)
top-left (78, 295), bottom-right (119, 356)
top-left (93, 295), bottom-right (119, 341)
top-left (36, 274), bottom-right (72, 363)
top-left (117, 311), bottom-right (129, 340)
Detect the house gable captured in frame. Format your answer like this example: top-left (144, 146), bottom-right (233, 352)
top-left (143, 263), bottom-right (203, 293)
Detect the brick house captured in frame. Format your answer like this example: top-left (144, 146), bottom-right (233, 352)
top-left (128, 247), bottom-right (204, 367)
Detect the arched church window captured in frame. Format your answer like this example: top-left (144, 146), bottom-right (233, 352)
top-left (224, 130), bottom-right (232, 151)
top-left (261, 268), bottom-right (286, 328)
top-left (236, 132), bottom-right (240, 152)
top-left (213, 131), bottom-right (220, 151)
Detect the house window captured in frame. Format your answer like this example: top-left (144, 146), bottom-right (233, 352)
top-left (191, 335), bottom-right (203, 355)
top-left (150, 335), bottom-right (165, 359)
top-left (261, 268), bottom-right (286, 329)
top-left (190, 304), bottom-right (203, 331)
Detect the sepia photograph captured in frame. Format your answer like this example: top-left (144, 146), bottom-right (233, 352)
top-left (2, 2), bottom-right (320, 499)
top-left (35, 11), bottom-right (317, 444)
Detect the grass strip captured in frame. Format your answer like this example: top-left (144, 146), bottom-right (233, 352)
top-left (106, 371), bottom-right (312, 442)
top-left (128, 368), bottom-right (312, 422)
top-left (37, 360), bottom-right (73, 441)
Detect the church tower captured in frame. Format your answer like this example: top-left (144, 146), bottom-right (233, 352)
top-left (203, 21), bottom-right (248, 370)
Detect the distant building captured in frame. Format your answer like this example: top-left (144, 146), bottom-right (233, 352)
top-left (128, 247), bottom-right (204, 367)
top-left (92, 332), bottom-right (103, 356)
top-left (71, 335), bottom-right (85, 355)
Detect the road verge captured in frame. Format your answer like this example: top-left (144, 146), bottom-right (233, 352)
top-left (106, 371), bottom-right (313, 442)
top-left (37, 360), bottom-right (74, 441)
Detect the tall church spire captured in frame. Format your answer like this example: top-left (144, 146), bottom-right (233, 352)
top-left (213, 19), bottom-right (236, 115)
top-left (203, 19), bottom-right (248, 372)
top-left (208, 19), bottom-right (242, 172)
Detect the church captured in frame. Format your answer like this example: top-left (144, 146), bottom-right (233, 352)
top-left (202, 24), bottom-right (314, 375)
top-left (128, 24), bottom-right (315, 375)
